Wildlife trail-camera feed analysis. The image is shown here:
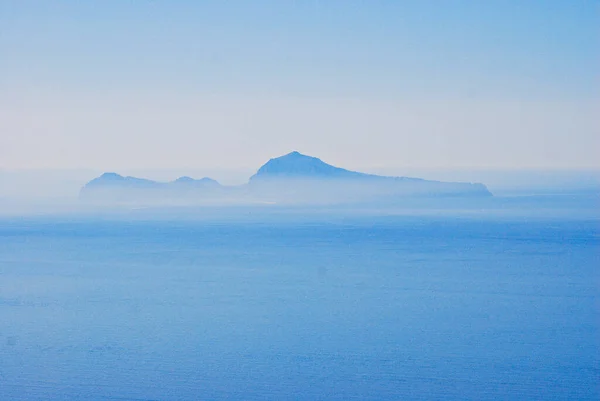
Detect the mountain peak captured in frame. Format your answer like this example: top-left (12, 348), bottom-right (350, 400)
top-left (173, 176), bottom-right (220, 186)
top-left (174, 176), bottom-right (195, 183)
top-left (99, 172), bottom-right (124, 180)
top-left (250, 151), bottom-right (364, 181)
top-left (276, 151), bottom-right (318, 162)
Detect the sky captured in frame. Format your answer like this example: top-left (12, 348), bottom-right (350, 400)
top-left (0, 0), bottom-right (598, 172)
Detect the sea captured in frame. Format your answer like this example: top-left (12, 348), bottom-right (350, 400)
top-left (1, 194), bottom-right (598, 400)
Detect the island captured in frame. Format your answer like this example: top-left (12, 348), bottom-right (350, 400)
top-left (80, 151), bottom-right (492, 205)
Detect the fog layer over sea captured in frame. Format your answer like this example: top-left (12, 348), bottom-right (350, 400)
top-left (1, 194), bottom-right (598, 400)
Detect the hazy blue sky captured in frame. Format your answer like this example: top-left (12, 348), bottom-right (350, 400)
top-left (1, 1), bottom-right (598, 171)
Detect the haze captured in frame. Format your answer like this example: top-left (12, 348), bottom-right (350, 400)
top-left (1, 1), bottom-right (598, 173)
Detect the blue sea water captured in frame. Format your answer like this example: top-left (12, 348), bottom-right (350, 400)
top-left (1, 202), bottom-right (598, 400)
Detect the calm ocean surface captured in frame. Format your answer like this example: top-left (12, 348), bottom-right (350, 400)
top-left (1, 201), bottom-right (598, 400)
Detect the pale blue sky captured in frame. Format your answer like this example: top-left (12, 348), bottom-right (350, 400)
top-left (1, 0), bottom-right (598, 170)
